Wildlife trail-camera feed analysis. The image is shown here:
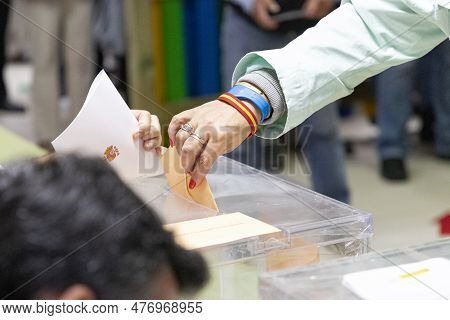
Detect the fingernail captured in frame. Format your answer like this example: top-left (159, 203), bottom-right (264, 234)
top-left (189, 179), bottom-right (196, 190)
top-left (170, 138), bottom-right (174, 147)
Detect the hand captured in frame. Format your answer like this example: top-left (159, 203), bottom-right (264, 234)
top-left (132, 110), bottom-right (162, 153)
top-left (168, 100), bottom-right (261, 187)
top-left (250, 0), bottom-right (280, 30)
top-left (303, 0), bottom-right (335, 20)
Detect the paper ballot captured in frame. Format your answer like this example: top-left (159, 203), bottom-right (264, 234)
top-left (165, 212), bottom-right (282, 250)
top-left (52, 71), bottom-right (163, 179)
top-left (342, 258), bottom-right (450, 299)
top-left (162, 147), bottom-right (218, 212)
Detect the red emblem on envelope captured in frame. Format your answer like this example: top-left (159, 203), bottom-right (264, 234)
top-left (104, 145), bottom-right (120, 162)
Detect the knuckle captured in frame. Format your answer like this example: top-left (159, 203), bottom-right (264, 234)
top-left (181, 144), bottom-right (194, 154)
top-left (150, 126), bottom-right (160, 135)
top-left (141, 110), bottom-right (151, 117)
top-left (216, 132), bottom-right (227, 141)
top-left (204, 120), bottom-right (215, 128)
top-left (198, 154), bottom-right (212, 169)
top-left (171, 115), bottom-right (181, 125)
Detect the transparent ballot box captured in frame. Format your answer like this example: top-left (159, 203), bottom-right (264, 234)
top-left (259, 238), bottom-right (450, 299)
top-left (128, 156), bottom-right (373, 299)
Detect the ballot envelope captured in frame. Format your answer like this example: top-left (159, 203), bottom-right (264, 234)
top-left (259, 238), bottom-right (450, 299)
top-left (128, 156), bottom-right (373, 299)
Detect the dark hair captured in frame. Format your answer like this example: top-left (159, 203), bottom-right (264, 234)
top-left (0, 155), bottom-right (208, 299)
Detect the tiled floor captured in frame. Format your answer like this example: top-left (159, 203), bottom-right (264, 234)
top-left (1, 64), bottom-right (449, 252)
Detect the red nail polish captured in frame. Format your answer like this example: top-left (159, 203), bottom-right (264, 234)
top-left (169, 138), bottom-right (174, 147)
top-left (189, 179), bottom-right (196, 189)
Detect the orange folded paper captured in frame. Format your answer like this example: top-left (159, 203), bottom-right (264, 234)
top-left (161, 147), bottom-right (219, 212)
top-left (266, 236), bottom-right (320, 271)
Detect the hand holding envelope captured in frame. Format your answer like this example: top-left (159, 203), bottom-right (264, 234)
top-left (52, 71), bottom-right (163, 179)
top-left (162, 147), bottom-right (219, 212)
top-left (52, 70), bottom-right (218, 211)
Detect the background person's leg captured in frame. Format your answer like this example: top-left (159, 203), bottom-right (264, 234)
top-left (221, 6), bottom-right (288, 171)
top-left (425, 41), bottom-right (450, 159)
top-left (375, 61), bottom-right (416, 180)
top-left (63, 0), bottom-right (93, 127)
top-left (0, 0), bottom-right (9, 105)
top-left (29, 0), bottom-right (61, 143)
top-left (300, 104), bottom-right (350, 204)
top-left (0, 0), bottom-right (23, 111)
top-left (221, 5), bottom-right (349, 202)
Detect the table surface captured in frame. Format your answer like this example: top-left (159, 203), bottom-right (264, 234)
top-left (0, 126), bottom-right (47, 165)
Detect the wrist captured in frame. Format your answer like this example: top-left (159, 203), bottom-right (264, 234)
top-left (217, 93), bottom-right (259, 137)
top-left (242, 101), bottom-right (262, 123)
top-left (237, 81), bottom-right (269, 103)
top-left (228, 83), bottom-right (271, 123)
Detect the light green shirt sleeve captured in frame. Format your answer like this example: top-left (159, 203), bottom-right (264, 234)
top-left (232, 0), bottom-right (449, 139)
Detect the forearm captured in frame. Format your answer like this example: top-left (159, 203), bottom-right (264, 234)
top-left (232, 0), bottom-right (449, 138)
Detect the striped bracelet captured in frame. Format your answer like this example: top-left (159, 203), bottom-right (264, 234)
top-left (218, 93), bottom-right (258, 137)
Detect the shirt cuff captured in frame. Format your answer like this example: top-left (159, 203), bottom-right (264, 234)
top-left (236, 69), bottom-right (287, 127)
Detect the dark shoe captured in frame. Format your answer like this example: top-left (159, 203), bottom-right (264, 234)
top-left (381, 158), bottom-right (408, 181)
top-left (0, 101), bottom-right (26, 113)
top-left (418, 106), bottom-right (434, 144)
top-left (436, 153), bottom-right (450, 161)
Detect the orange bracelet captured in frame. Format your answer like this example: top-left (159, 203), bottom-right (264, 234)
top-left (218, 93), bottom-right (258, 136)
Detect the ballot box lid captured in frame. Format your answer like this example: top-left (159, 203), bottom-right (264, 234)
top-left (129, 156), bottom-right (373, 261)
top-left (259, 238), bottom-right (450, 299)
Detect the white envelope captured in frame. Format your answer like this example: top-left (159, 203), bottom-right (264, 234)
top-left (342, 257), bottom-right (450, 299)
top-left (52, 70), bottom-right (163, 179)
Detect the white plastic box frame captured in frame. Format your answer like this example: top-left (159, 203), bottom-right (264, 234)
top-left (129, 156), bottom-right (373, 299)
top-left (259, 238), bottom-right (450, 299)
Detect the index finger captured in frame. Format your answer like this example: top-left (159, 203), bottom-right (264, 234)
top-left (168, 112), bottom-right (192, 146)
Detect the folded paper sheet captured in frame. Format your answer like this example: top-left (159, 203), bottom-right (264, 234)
top-left (165, 212), bottom-right (282, 250)
top-left (52, 70), bottom-right (163, 179)
top-left (342, 258), bottom-right (450, 299)
top-left (266, 236), bottom-right (320, 271)
top-left (162, 147), bottom-right (218, 212)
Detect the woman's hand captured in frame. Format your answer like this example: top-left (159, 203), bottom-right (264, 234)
top-left (132, 110), bottom-right (162, 153)
top-left (168, 100), bottom-right (261, 188)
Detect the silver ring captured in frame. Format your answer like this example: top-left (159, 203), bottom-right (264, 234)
top-left (188, 133), bottom-right (206, 145)
top-left (180, 123), bottom-right (194, 135)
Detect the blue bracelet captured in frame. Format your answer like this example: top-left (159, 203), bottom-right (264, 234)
top-left (228, 85), bottom-right (270, 123)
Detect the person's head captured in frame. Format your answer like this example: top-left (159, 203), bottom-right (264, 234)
top-left (0, 155), bottom-right (208, 299)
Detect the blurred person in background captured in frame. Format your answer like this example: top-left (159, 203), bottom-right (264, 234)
top-left (164, 0), bottom-right (448, 189)
top-left (375, 41), bottom-right (450, 181)
top-left (0, 155), bottom-right (208, 299)
top-left (221, 0), bottom-right (350, 203)
top-left (6, 0), bottom-right (32, 62)
top-left (93, 0), bottom-right (127, 99)
top-left (0, 0), bottom-right (25, 112)
top-left (26, 0), bottom-right (94, 149)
